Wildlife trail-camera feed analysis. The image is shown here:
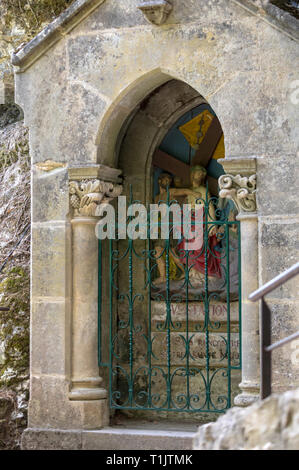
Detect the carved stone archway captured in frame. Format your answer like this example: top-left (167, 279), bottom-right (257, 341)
top-left (104, 80), bottom-right (260, 410)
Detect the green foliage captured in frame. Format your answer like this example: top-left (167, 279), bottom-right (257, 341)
top-left (0, 135), bottom-right (30, 172)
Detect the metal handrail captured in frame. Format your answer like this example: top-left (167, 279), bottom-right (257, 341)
top-left (249, 262), bottom-right (299, 301)
top-left (249, 262), bottom-right (299, 400)
top-left (265, 331), bottom-right (299, 352)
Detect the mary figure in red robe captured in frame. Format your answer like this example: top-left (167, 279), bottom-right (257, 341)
top-left (172, 166), bottom-right (222, 282)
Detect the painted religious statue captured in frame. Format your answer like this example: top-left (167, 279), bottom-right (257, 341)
top-left (153, 165), bottom-right (222, 285)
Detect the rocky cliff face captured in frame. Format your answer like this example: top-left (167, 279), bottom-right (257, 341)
top-left (0, 122), bottom-right (30, 449)
top-left (193, 389), bottom-right (299, 450)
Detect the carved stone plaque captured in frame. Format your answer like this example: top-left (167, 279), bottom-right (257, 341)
top-left (151, 332), bottom-right (240, 367)
top-left (152, 300), bottom-right (239, 326)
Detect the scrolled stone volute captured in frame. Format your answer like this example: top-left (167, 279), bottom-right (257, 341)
top-left (137, 0), bottom-right (172, 25)
top-left (218, 173), bottom-right (257, 213)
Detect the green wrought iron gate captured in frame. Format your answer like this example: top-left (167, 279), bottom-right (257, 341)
top-left (98, 190), bottom-right (241, 414)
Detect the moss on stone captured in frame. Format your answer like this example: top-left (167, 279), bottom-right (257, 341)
top-left (0, 126), bottom-right (30, 170)
top-left (0, 267), bottom-right (30, 387)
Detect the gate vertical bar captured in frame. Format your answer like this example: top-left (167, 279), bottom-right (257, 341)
top-left (204, 193), bottom-right (210, 409)
top-left (185, 249), bottom-right (190, 409)
top-left (165, 188), bottom-right (171, 409)
top-left (147, 220), bottom-right (152, 408)
top-left (238, 222), bottom-right (242, 370)
top-left (109, 238), bottom-right (113, 408)
top-left (166, 230), bottom-right (171, 408)
top-left (98, 239), bottom-right (102, 366)
top-left (225, 223), bottom-right (231, 408)
top-left (129, 238), bottom-right (133, 407)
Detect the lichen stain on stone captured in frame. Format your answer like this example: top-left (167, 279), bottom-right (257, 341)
top-left (205, 31), bottom-right (216, 42)
top-left (35, 160), bottom-right (66, 172)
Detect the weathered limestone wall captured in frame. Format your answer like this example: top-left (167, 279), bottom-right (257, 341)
top-left (12, 0), bottom-right (299, 432)
top-left (257, 155), bottom-right (299, 392)
top-left (15, 1), bottom-right (299, 165)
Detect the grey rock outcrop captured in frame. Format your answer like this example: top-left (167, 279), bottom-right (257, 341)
top-left (193, 389), bottom-right (299, 450)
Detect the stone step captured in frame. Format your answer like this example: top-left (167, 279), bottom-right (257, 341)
top-left (83, 427), bottom-right (195, 450)
top-left (22, 424), bottom-right (197, 450)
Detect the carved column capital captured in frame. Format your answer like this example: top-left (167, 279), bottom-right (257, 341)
top-left (68, 164), bottom-right (122, 217)
top-left (69, 179), bottom-right (122, 217)
top-left (138, 0), bottom-right (172, 25)
top-left (218, 173), bottom-right (257, 213)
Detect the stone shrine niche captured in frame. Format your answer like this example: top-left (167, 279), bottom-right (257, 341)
top-left (111, 79), bottom-right (241, 420)
top-left (150, 102), bottom-right (240, 302)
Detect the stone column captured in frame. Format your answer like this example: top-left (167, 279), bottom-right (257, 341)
top-left (219, 157), bottom-right (259, 406)
top-left (68, 166), bottom-right (122, 425)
